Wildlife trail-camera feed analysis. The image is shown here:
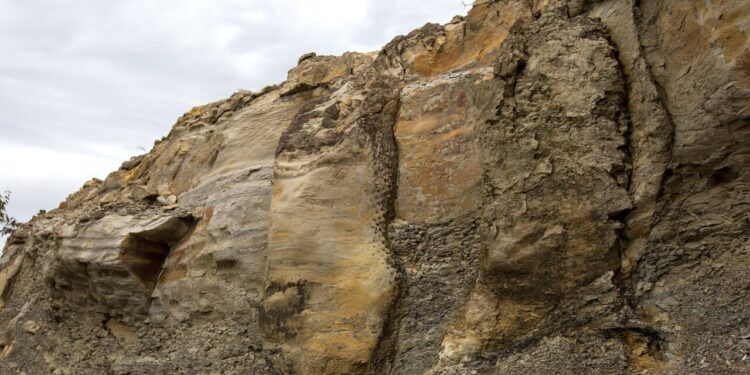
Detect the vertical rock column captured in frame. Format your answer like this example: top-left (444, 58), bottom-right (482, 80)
top-left (380, 2), bottom-right (532, 372)
top-left (262, 73), bottom-right (401, 374)
top-left (385, 69), bottom-right (500, 373)
top-left (441, 11), bottom-right (632, 362)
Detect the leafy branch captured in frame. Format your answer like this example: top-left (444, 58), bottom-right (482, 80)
top-left (1, 191), bottom-right (19, 237)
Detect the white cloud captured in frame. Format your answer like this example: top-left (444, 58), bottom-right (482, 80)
top-left (0, 0), bottom-right (468, 234)
top-left (0, 142), bottom-right (129, 180)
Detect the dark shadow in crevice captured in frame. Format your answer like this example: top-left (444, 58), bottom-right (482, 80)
top-left (120, 217), bottom-right (194, 290)
top-left (708, 166), bottom-right (739, 188)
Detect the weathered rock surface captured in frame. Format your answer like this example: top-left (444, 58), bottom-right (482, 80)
top-left (1, 1), bottom-right (749, 374)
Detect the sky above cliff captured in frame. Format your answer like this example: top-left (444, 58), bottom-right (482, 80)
top-left (0, 0), bottom-right (467, 244)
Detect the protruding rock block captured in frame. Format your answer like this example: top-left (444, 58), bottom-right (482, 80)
top-left (47, 214), bottom-right (193, 317)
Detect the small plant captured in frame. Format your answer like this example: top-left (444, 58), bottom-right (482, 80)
top-left (0, 191), bottom-right (19, 237)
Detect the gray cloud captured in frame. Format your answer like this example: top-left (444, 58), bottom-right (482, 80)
top-left (0, 0), bottom-right (468, 246)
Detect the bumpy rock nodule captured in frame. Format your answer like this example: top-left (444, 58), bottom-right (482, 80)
top-left (1, 1), bottom-right (749, 374)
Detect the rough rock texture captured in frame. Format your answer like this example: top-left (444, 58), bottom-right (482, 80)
top-left (1, 1), bottom-right (749, 374)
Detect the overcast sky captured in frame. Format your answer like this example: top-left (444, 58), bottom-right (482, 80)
top-left (0, 0), bottom-right (467, 245)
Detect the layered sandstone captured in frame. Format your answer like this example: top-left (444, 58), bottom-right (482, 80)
top-left (1, 1), bottom-right (749, 374)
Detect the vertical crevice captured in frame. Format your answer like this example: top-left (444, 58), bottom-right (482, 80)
top-left (630, 0), bottom-right (677, 200)
top-left (592, 0), bottom-right (677, 287)
top-left (601, 25), bottom-right (635, 285)
top-left (367, 86), bottom-right (406, 375)
top-left (591, 2), bottom-right (674, 372)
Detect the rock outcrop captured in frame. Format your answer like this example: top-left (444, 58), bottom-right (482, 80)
top-left (1, 1), bottom-right (749, 374)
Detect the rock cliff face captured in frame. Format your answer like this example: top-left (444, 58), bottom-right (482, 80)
top-left (1, 1), bottom-right (749, 374)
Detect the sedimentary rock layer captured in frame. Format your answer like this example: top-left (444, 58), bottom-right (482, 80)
top-left (1, 1), bottom-right (748, 374)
